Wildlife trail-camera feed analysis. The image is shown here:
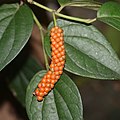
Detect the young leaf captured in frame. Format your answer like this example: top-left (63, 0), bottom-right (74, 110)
top-left (97, 1), bottom-right (120, 31)
top-left (9, 56), bottom-right (42, 106)
top-left (0, 4), bottom-right (33, 71)
top-left (44, 19), bottom-right (120, 80)
top-left (26, 70), bottom-right (83, 120)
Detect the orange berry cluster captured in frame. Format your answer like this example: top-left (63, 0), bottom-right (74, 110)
top-left (34, 26), bottom-right (65, 101)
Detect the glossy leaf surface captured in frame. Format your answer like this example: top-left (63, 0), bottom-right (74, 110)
top-left (44, 19), bottom-right (120, 79)
top-left (26, 70), bottom-right (83, 120)
top-left (0, 4), bottom-right (33, 71)
top-left (97, 1), bottom-right (120, 31)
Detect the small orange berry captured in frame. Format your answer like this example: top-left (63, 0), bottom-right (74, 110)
top-left (41, 83), bottom-right (46, 87)
top-left (54, 79), bottom-right (58, 83)
top-left (59, 71), bottom-right (63, 75)
top-left (46, 83), bottom-right (51, 88)
top-left (52, 47), bottom-right (56, 51)
top-left (46, 74), bottom-right (50, 79)
top-left (52, 41), bottom-right (56, 46)
top-left (51, 74), bottom-right (56, 79)
top-left (58, 28), bottom-right (63, 33)
top-left (38, 92), bottom-right (44, 97)
top-left (52, 55), bottom-right (57, 60)
top-left (61, 61), bottom-right (65, 65)
top-left (59, 41), bottom-right (64, 46)
top-left (44, 92), bottom-right (48, 95)
top-left (40, 87), bottom-right (45, 92)
top-left (55, 26), bottom-right (59, 30)
top-left (60, 36), bottom-right (64, 41)
top-left (60, 33), bottom-right (64, 37)
top-left (54, 71), bottom-right (60, 76)
top-left (56, 62), bottom-right (61, 67)
top-left (54, 58), bottom-right (59, 63)
top-left (51, 79), bottom-right (56, 84)
top-left (54, 66), bottom-right (59, 71)
top-left (59, 57), bottom-right (63, 62)
top-left (38, 83), bottom-right (42, 88)
top-left (51, 84), bottom-right (54, 88)
top-left (61, 45), bottom-right (64, 49)
top-left (46, 79), bottom-right (51, 83)
top-left (35, 88), bottom-right (39, 96)
top-left (61, 50), bottom-right (65, 56)
top-left (45, 87), bottom-right (51, 93)
top-left (59, 66), bottom-right (63, 71)
top-left (51, 27), bottom-right (55, 32)
top-left (51, 44), bottom-right (54, 48)
top-left (56, 53), bottom-right (61, 58)
top-left (52, 35), bottom-right (57, 39)
top-left (54, 44), bottom-right (59, 49)
top-left (58, 47), bottom-right (62, 52)
top-left (42, 78), bottom-right (47, 83)
top-left (56, 75), bottom-right (60, 80)
top-left (50, 68), bottom-right (54, 72)
top-left (50, 63), bottom-right (54, 68)
top-left (50, 32), bottom-right (55, 37)
top-left (48, 71), bottom-right (52, 75)
top-left (57, 33), bottom-right (61, 37)
top-left (56, 38), bottom-right (61, 43)
top-left (37, 96), bottom-right (43, 101)
top-left (62, 55), bottom-right (65, 60)
top-left (54, 50), bottom-right (59, 55)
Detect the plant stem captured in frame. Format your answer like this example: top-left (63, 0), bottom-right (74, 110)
top-left (55, 12), bottom-right (97, 24)
top-left (33, 1), bottom-right (53, 12)
top-left (52, 11), bottom-right (57, 26)
top-left (32, 12), bottom-right (49, 70)
top-left (28, 0), bottom-right (96, 24)
top-left (57, 1), bottom-right (101, 12)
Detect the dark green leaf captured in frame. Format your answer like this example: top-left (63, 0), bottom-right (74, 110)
top-left (10, 56), bottom-right (42, 106)
top-left (0, 3), bottom-right (33, 71)
top-left (57, 1), bottom-right (101, 11)
top-left (58, 0), bottom-right (76, 5)
top-left (97, 1), bottom-right (120, 31)
top-left (45, 19), bottom-right (120, 79)
top-left (26, 70), bottom-right (83, 120)
top-left (57, 0), bottom-right (94, 6)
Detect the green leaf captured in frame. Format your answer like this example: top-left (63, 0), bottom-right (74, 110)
top-left (57, 1), bottom-right (101, 11)
top-left (44, 19), bottom-right (120, 79)
top-left (57, 0), bottom-right (94, 6)
top-left (57, 0), bottom-right (76, 5)
top-left (10, 56), bottom-right (41, 106)
top-left (0, 3), bottom-right (33, 71)
top-left (26, 70), bottom-right (83, 120)
top-left (97, 1), bottom-right (120, 31)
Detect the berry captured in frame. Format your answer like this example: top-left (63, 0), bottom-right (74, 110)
top-left (38, 92), bottom-right (44, 97)
top-left (34, 26), bottom-right (65, 101)
top-left (37, 96), bottom-right (43, 101)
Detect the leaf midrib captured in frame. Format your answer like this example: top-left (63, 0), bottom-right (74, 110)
top-left (0, 5), bottom-right (20, 65)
